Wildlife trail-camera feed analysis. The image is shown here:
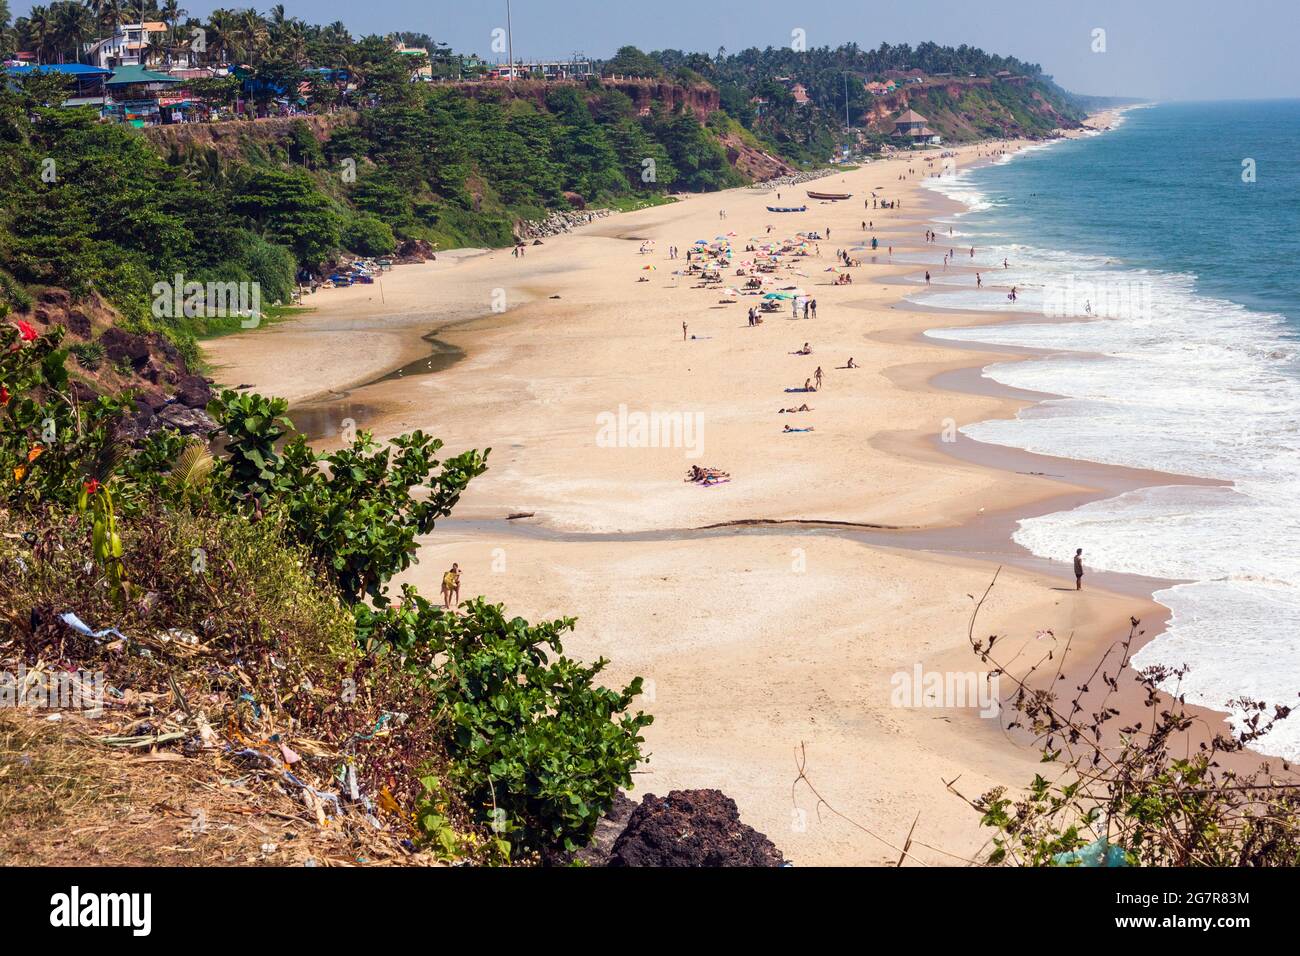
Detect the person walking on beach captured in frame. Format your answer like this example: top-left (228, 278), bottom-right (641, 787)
top-left (925, 270), bottom-right (931, 285)
top-left (976, 272), bottom-right (982, 288)
top-left (1073, 549), bottom-right (1084, 590)
top-left (682, 321), bottom-right (688, 341)
top-left (814, 366), bottom-right (824, 390)
top-left (441, 563), bottom-right (461, 609)
top-left (810, 299), bottom-right (817, 319)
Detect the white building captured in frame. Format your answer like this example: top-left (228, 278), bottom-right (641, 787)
top-left (85, 22), bottom-right (186, 70)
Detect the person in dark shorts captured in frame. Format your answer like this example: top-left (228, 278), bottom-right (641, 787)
top-left (1073, 549), bottom-right (1084, 590)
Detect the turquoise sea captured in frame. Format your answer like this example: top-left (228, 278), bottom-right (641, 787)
top-left (917, 101), bottom-right (1300, 756)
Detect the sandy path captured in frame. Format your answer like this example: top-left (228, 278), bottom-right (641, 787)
top-left (206, 138), bottom-right (1160, 864)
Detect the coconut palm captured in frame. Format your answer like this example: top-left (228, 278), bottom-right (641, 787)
top-left (204, 7), bottom-right (236, 66)
top-left (88, 0), bottom-right (125, 40)
top-left (233, 7), bottom-right (267, 64)
top-left (52, 0), bottom-right (94, 62)
top-left (159, 0), bottom-right (182, 40)
top-left (21, 5), bottom-right (56, 62)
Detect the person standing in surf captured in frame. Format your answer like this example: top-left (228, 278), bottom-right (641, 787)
top-left (1074, 549), bottom-right (1084, 590)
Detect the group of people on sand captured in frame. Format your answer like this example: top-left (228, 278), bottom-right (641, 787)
top-left (686, 464), bottom-right (730, 486)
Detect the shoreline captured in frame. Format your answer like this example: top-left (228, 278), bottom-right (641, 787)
top-left (204, 121), bottom-right (1221, 863)
top-left (898, 126), bottom-right (1267, 765)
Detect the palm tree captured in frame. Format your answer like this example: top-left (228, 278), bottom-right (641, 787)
top-left (234, 8), bottom-right (268, 65)
top-left (281, 22), bottom-right (308, 65)
top-left (53, 1), bottom-right (94, 63)
top-left (22, 5), bottom-right (55, 62)
top-left (88, 0), bottom-right (125, 42)
top-left (205, 8), bottom-right (236, 66)
top-left (160, 0), bottom-right (182, 42)
top-left (144, 29), bottom-right (166, 66)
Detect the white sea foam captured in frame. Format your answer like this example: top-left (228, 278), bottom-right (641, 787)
top-left (915, 201), bottom-right (1300, 757)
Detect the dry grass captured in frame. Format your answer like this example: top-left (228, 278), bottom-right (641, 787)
top-left (0, 710), bottom-right (439, 867)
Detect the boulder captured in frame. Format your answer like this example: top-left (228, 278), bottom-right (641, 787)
top-left (134, 389), bottom-right (168, 414)
top-left (158, 404), bottom-right (218, 437)
top-left (139, 357), bottom-right (166, 383)
top-left (607, 789), bottom-right (786, 867)
top-left (64, 310), bottom-right (93, 339)
top-left (37, 289), bottom-right (72, 309)
top-left (395, 238), bottom-right (436, 263)
top-left (98, 327), bottom-right (150, 369)
top-left (147, 332), bottom-right (186, 372)
top-left (175, 374), bottom-right (213, 409)
top-left (33, 306), bottom-right (65, 326)
top-left (70, 381), bottom-right (100, 404)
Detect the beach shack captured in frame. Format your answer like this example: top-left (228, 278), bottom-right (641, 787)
top-left (4, 63), bottom-right (113, 107)
top-left (103, 65), bottom-right (183, 126)
top-left (893, 109), bottom-right (941, 145)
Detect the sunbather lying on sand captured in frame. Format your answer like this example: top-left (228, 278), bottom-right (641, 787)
top-left (782, 425), bottom-right (815, 433)
top-left (778, 404), bottom-right (813, 413)
top-left (685, 465), bottom-right (731, 483)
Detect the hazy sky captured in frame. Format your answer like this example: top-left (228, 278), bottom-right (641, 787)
top-left (25, 0), bottom-right (1299, 101)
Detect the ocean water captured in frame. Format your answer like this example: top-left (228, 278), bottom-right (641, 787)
top-left (916, 101), bottom-right (1300, 757)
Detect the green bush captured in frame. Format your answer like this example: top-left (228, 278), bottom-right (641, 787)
top-left (356, 588), bottom-right (653, 855)
top-left (341, 213), bottom-right (397, 257)
top-left (0, 324), bottom-right (131, 511)
top-left (210, 389), bottom-right (489, 603)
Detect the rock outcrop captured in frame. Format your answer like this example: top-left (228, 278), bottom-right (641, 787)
top-left (607, 789), bottom-right (786, 867)
top-left (515, 208), bottom-right (614, 240)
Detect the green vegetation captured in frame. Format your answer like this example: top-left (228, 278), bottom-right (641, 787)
top-left (0, 64), bottom-right (747, 362)
top-left (962, 593), bottom-right (1300, 867)
top-left (640, 41), bottom-right (1085, 157)
top-left (0, 322), bottom-right (653, 861)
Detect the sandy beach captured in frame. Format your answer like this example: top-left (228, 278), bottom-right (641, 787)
top-left (204, 128), bottom-right (1194, 864)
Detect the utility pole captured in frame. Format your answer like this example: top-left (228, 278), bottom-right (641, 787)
top-left (506, 0), bottom-right (514, 84)
top-left (843, 72), bottom-right (850, 129)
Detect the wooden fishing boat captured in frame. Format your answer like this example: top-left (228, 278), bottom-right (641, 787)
top-left (806, 190), bottom-right (853, 201)
top-left (766, 204), bottom-right (807, 212)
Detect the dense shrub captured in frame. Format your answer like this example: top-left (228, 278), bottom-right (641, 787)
top-left (341, 214), bottom-right (397, 257)
top-left (355, 588), bottom-right (652, 854)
